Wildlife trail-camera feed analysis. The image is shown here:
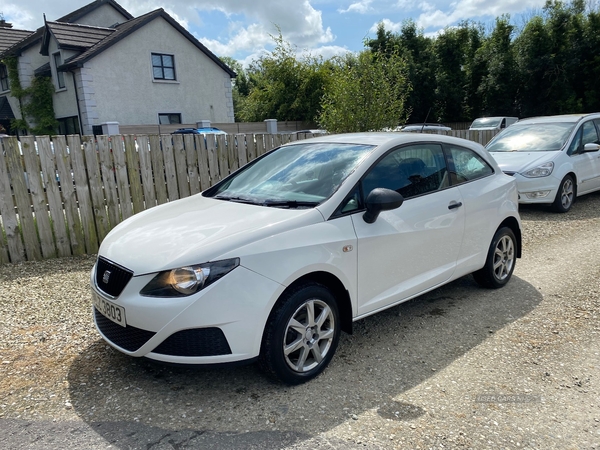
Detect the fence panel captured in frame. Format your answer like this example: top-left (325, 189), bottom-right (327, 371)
top-left (97, 135), bottom-right (120, 228)
top-left (69, 135), bottom-right (98, 254)
top-left (54, 136), bottom-right (85, 256)
top-left (38, 136), bottom-right (70, 258)
top-left (172, 134), bottom-right (191, 199)
top-left (184, 134), bottom-right (201, 195)
top-left (6, 137), bottom-right (41, 260)
top-left (206, 135), bottom-right (219, 185)
top-left (161, 135), bottom-right (179, 202)
top-left (150, 135), bottom-right (168, 205)
top-left (0, 138), bottom-right (24, 262)
top-left (196, 135), bottom-right (211, 191)
top-left (112, 135), bottom-right (133, 220)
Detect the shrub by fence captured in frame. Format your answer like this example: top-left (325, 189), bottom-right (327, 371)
top-left (0, 129), bottom-right (497, 264)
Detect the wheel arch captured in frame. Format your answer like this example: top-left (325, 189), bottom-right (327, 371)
top-left (499, 216), bottom-right (522, 258)
top-left (265, 271), bottom-right (353, 337)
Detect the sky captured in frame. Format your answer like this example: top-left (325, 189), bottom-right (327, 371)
top-left (1, 0), bottom-right (549, 66)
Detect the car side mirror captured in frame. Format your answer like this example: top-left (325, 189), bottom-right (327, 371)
top-left (363, 188), bottom-right (404, 223)
top-left (583, 143), bottom-right (600, 152)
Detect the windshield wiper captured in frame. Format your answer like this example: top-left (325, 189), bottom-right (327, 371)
top-left (214, 195), bottom-right (261, 204)
top-left (261, 200), bottom-right (320, 209)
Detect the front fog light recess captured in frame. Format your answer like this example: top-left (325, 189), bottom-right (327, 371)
top-left (140, 258), bottom-right (240, 297)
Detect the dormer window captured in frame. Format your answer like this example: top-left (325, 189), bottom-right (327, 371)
top-left (53, 52), bottom-right (65, 89)
top-left (151, 53), bottom-right (176, 81)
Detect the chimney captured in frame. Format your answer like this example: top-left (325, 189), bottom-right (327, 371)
top-left (0, 13), bottom-right (14, 28)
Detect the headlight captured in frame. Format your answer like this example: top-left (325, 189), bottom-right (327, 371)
top-left (522, 162), bottom-right (554, 178)
top-left (140, 258), bottom-right (240, 297)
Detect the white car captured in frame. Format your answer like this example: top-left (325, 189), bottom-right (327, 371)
top-left (486, 113), bottom-right (600, 212)
top-left (91, 133), bottom-right (522, 384)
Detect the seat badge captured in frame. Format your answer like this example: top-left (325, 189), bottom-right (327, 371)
top-left (102, 270), bottom-right (111, 284)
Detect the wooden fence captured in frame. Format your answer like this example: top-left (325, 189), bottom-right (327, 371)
top-left (0, 129), bottom-right (498, 265)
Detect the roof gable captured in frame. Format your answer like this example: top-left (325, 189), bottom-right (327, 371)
top-left (61, 9), bottom-right (236, 78)
top-left (41, 22), bottom-right (114, 55)
top-left (0, 0), bottom-right (132, 57)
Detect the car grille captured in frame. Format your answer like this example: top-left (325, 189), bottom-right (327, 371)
top-left (94, 307), bottom-right (156, 352)
top-left (152, 328), bottom-right (232, 357)
top-left (95, 257), bottom-right (133, 297)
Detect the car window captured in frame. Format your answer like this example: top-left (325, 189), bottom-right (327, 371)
top-left (361, 144), bottom-right (447, 200)
top-left (486, 122), bottom-right (575, 152)
top-left (206, 143), bottom-right (373, 206)
top-left (446, 145), bottom-right (493, 184)
top-left (568, 121), bottom-right (599, 155)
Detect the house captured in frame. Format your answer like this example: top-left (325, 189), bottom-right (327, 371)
top-left (0, 0), bottom-right (235, 135)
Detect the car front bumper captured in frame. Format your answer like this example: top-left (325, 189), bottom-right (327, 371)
top-left (91, 263), bottom-right (284, 365)
top-left (511, 173), bottom-right (562, 205)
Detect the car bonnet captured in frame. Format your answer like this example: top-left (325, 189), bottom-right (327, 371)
top-left (98, 194), bottom-right (325, 275)
top-left (488, 150), bottom-right (559, 174)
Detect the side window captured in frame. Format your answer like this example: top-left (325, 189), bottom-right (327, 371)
top-left (152, 53), bottom-right (176, 81)
top-left (582, 121), bottom-right (599, 146)
top-left (447, 145), bottom-right (493, 184)
top-left (569, 121), bottom-right (599, 155)
top-left (361, 144), bottom-right (447, 200)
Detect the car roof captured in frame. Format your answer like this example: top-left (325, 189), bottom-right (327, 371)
top-left (516, 113), bottom-right (600, 124)
top-left (284, 132), bottom-right (479, 149)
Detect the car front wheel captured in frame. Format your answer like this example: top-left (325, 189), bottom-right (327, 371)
top-left (259, 282), bottom-right (340, 384)
top-left (473, 227), bottom-right (516, 289)
top-left (552, 175), bottom-right (575, 213)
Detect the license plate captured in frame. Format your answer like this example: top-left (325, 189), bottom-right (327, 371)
top-left (92, 291), bottom-right (126, 327)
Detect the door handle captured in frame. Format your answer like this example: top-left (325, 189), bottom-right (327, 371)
top-left (448, 201), bottom-right (462, 210)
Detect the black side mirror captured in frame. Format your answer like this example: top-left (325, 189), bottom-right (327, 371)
top-left (363, 188), bottom-right (404, 223)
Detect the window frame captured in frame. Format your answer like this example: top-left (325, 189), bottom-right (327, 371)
top-left (151, 53), bottom-right (177, 81)
top-left (158, 113), bottom-right (181, 125)
top-left (52, 52), bottom-right (66, 90)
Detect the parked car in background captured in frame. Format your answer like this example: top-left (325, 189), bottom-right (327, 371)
top-left (397, 123), bottom-right (451, 132)
top-left (172, 127), bottom-right (227, 135)
top-left (486, 113), bottom-right (600, 212)
top-left (469, 117), bottom-right (518, 131)
top-left (91, 132), bottom-right (521, 384)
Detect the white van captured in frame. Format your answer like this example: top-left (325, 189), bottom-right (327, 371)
top-left (469, 117), bottom-right (518, 131)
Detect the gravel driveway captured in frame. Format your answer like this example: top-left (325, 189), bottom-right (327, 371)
top-left (1, 193), bottom-right (599, 449)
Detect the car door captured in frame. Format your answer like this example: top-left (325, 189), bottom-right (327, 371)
top-left (349, 143), bottom-right (466, 317)
top-left (567, 120), bottom-right (600, 194)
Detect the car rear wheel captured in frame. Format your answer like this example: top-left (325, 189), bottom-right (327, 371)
top-left (552, 175), bottom-right (575, 213)
top-left (259, 282), bottom-right (340, 384)
top-left (473, 227), bottom-right (516, 289)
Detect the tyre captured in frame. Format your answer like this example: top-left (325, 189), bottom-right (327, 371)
top-left (259, 282), bottom-right (340, 384)
top-left (552, 175), bottom-right (575, 213)
top-left (473, 227), bottom-right (517, 289)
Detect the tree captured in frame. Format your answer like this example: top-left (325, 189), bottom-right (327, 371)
top-left (238, 33), bottom-right (332, 122)
top-left (476, 16), bottom-right (518, 116)
top-left (318, 49), bottom-right (411, 133)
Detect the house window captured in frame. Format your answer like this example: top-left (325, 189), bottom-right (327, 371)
top-left (158, 113), bottom-right (181, 124)
top-left (152, 53), bottom-right (176, 80)
top-left (0, 64), bottom-right (8, 91)
top-left (57, 116), bottom-right (80, 135)
top-left (53, 52), bottom-right (65, 89)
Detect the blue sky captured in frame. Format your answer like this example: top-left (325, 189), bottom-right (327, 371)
top-left (3, 0), bottom-right (549, 65)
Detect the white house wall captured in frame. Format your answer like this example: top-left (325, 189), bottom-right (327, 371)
top-left (71, 4), bottom-right (130, 27)
top-left (76, 16), bottom-right (234, 134)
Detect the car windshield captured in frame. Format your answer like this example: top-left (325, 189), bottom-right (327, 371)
top-left (207, 142), bottom-right (374, 207)
top-left (486, 122), bottom-right (575, 152)
top-left (471, 118), bottom-right (501, 128)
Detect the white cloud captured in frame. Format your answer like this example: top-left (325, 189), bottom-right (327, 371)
top-left (339, 0), bottom-right (374, 14)
top-left (369, 18), bottom-right (403, 34)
